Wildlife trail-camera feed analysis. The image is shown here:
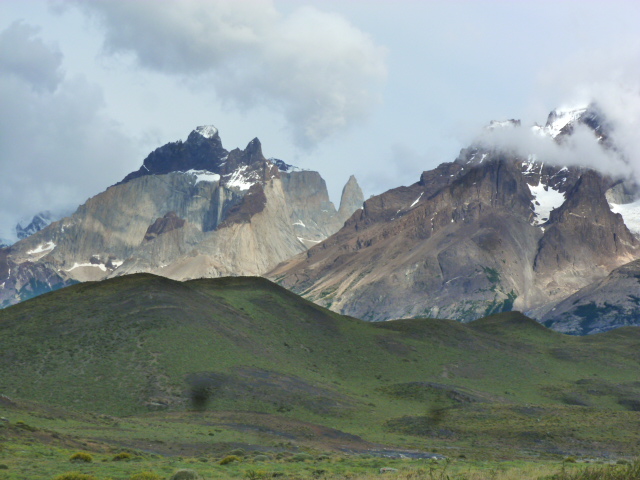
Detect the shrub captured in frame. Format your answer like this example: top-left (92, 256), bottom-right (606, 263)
top-left (69, 452), bottom-right (93, 463)
top-left (130, 472), bottom-right (162, 480)
top-left (0, 464), bottom-right (8, 470)
top-left (112, 452), bottom-right (133, 461)
top-left (220, 455), bottom-right (242, 465)
top-left (253, 455), bottom-right (271, 462)
top-left (245, 470), bottom-right (269, 480)
top-left (228, 448), bottom-right (246, 457)
top-left (14, 421), bottom-right (37, 431)
top-left (170, 469), bottom-right (203, 480)
top-left (54, 473), bottom-right (99, 480)
top-left (564, 456), bottom-right (577, 463)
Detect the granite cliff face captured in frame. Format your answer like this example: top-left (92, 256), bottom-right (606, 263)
top-left (0, 126), bottom-right (363, 307)
top-left (270, 105), bottom-right (640, 327)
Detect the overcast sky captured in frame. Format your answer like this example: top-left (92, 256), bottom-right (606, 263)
top-left (1, 0), bottom-right (640, 242)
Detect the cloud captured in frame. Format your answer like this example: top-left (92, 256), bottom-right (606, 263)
top-left (475, 120), bottom-right (628, 180)
top-left (467, 37), bottom-right (640, 185)
top-left (0, 21), bottom-right (63, 92)
top-left (0, 22), bottom-right (138, 242)
top-left (528, 38), bottom-right (640, 180)
top-left (62, 0), bottom-right (387, 148)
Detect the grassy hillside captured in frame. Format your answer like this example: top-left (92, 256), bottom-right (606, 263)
top-left (1, 273), bottom-right (640, 462)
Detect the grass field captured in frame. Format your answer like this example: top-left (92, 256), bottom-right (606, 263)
top-left (1, 274), bottom-right (640, 478)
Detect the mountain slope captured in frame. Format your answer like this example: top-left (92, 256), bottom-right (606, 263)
top-left (2, 274), bottom-right (640, 456)
top-left (270, 105), bottom-right (639, 325)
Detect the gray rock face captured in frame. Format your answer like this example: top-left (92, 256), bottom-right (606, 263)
top-left (0, 127), bottom-right (362, 307)
top-left (541, 259), bottom-right (640, 334)
top-left (270, 108), bottom-right (640, 328)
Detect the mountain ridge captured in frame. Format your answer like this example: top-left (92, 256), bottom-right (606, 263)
top-left (0, 126), bottom-right (363, 308)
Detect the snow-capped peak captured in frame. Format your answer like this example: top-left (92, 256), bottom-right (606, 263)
top-left (194, 125), bottom-right (219, 139)
top-left (542, 106), bottom-right (588, 138)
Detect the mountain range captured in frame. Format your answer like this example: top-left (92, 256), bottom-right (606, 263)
top-left (4, 105), bottom-right (640, 335)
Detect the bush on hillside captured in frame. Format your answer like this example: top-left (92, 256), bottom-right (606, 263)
top-left (69, 452), bottom-right (93, 463)
top-left (227, 448), bottom-right (246, 457)
top-left (112, 452), bottom-right (133, 461)
top-left (130, 472), bottom-right (162, 480)
top-left (290, 453), bottom-right (314, 462)
top-left (54, 472), bottom-right (98, 480)
top-left (220, 455), bottom-right (242, 465)
top-left (170, 469), bottom-right (203, 480)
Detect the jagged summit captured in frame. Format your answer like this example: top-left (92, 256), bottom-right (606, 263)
top-left (486, 119), bottom-right (521, 130)
top-left (531, 103), bottom-right (610, 142)
top-left (120, 126), bottom-right (229, 184)
top-left (482, 104), bottom-right (607, 143)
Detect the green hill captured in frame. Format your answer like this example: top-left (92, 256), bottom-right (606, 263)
top-left (1, 273), bottom-right (640, 458)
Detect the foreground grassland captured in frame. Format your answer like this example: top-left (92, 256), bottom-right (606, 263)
top-left (1, 274), bottom-right (640, 478)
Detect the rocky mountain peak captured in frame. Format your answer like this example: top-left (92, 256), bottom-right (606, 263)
top-left (120, 126), bottom-right (229, 184)
top-left (16, 211), bottom-right (55, 241)
top-left (338, 175), bottom-right (364, 219)
top-left (534, 103), bottom-right (610, 142)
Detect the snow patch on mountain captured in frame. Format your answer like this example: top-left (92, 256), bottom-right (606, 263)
top-left (528, 181), bottom-right (565, 225)
top-left (609, 199), bottom-right (640, 236)
top-left (194, 125), bottom-right (218, 139)
top-left (539, 106), bottom-right (588, 138)
top-left (184, 169), bottom-right (221, 185)
top-left (270, 158), bottom-right (304, 173)
top-left (410, 192), bottom-right (423, 208)
top-left (26, 241), bottom-right (56, 255)
top-left (224, 165), bottom-right (256, 191)
top-left (65, 262), bottom-right (107, 272)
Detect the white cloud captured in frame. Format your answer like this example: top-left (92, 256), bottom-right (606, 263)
top-left (529, 38), bottom-right (640, 180)
top-left (0, 21), bottom-right (138, 242)
top-left (63, 0), bottom-right (387, 148)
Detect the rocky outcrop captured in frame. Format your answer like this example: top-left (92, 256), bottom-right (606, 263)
top-left (144, 212), bottom-right (186, 242)
top-left (0, 127), bottom-right (362, 307)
